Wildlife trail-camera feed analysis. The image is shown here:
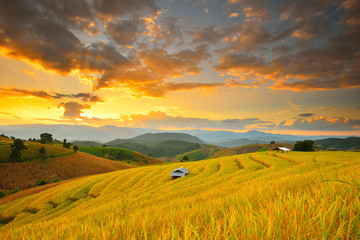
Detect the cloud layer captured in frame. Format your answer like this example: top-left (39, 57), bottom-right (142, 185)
top-left (0, 0), bottom-right (358, 98)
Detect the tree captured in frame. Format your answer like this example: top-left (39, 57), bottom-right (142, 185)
top-left (270, 141), bottom-right (276, 144)
top-left (181, 155), bottom-right (189, 162)
top-left (9, 138), bottom-right (27, 162)
top-left (63, 139), bottom-right (71, 149)
top-left (39, 145), bottom-right (46, 155)
top-left (40, 133), bottom-right (53, 144)
top-left (73, 145), bottom-right (79, 153)
top-left (293, 140), bottom-right (314, 151)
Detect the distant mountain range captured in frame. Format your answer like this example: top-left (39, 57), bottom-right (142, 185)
top-left (1, 124), bottom-right (359, 152)
top-left (0, 124), bottom-right (355, 143)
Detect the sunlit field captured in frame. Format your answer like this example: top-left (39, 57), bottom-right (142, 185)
top-left (0, 151), bottom-right (359, 239)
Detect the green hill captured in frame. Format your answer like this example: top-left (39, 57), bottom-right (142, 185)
top-left (78, 146), bottom-right (165, 165)
top-left (0, 151), bottom-right (359, 239)
top-left (174, 144), bottom-right (223, 161)
top-left (71, 141), bottom-right (103, 147)
top-left (314, 137), bottom-right (360, 150)
top-left (107, 132), bottom-right (205, 145)
top-left (0, 136), bottom-right (73, 163)
top-left (106, 139), bottom-right (201, 158)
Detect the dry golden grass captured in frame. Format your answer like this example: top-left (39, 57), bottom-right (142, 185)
top-left (0, 152), bottom-right (132, 191)
top-left (0, 151), bottom-right (359, 239)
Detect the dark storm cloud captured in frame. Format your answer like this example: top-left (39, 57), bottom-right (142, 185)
top-left (0, 88), bottom-right (103, 102)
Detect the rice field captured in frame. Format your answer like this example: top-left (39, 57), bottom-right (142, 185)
top-left (0, 151), bottom-right (359, 239)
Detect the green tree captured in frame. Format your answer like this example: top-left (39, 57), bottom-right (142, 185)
top-left (181, 155), bottom-right (189, 162)
top-left (9, 138), bottom-right (27, 162)
top-left (40, 133), bottom-right (53, 144)
top-left (293, 140), bottom-right (314, 151)
top-left (63, 139), bottom-right (71, 149)
top-left (270, 141), bottom-right (275, 144)
top-left (39, 145), bottom-right (46, 155)
top-left (73, 145), bottom-right (79, 153)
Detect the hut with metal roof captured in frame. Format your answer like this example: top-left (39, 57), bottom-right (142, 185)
top-left (170, 167), bottom-right (189, 179)
top-left (273, 147), bottom-right (291, 152)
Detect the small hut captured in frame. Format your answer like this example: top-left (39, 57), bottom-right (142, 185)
top-left (273, 147), bottom-right (291, 153)
top-left (170, 167), bottom-right (189, 179)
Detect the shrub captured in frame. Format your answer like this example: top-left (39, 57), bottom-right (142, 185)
top-left (36, 180), bottom-right (48, 186)
top-left (9, 187), bottom-right (20, 194)
top-left (293, 140), bottom-right (315, 151)
top-left (0, 191), bottom-right (5, 198)
top-left (39, 145), bottom-right (46, 155)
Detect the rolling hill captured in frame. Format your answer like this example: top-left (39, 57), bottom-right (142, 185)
top-left (0, 151), bottom-right (359, 239)
top-left (0, 152), bottom-right (132, 192)
top-left (208, 143), bottom-right (294, 158)
top-left (314, 137), bottom-right (360, 150)
top-left (78, 146), bottom-right (165, 165)
top-left (174, 144), bottom-right (223, 161)
top-left (0, 136), bottom-right (74, 163)
top-left (219, 138), bottom-right (268, 148)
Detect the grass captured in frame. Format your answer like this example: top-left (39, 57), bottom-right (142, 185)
top-left (175, 144), bottom-right (223, 161)
top-left (0, 137), bottom-right (73, 163)
top-left (79, 146), bottom-right (165, 165)
top-left (0, 151), bottom-right (359, 239)
top-left (0, 152), bottom-right (132, 192)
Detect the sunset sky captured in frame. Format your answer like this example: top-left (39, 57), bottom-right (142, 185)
top-left (0, 0), bottom-right (359, 136)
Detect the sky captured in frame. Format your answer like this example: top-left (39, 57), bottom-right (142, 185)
top-left (0, 0), bottom-right (359, 136)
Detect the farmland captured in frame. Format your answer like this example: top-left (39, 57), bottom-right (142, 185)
top-left (0, 151), bottom-right (359, 239)
top-left (0, 152), bottom-right (132, 191)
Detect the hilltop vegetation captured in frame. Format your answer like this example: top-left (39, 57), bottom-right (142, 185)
top-left (0, 136), bottom-right (73, 163)
top-left (78, 146), bottom-right (165, 165)
top-left (0, 151), bottom-right (359, 239)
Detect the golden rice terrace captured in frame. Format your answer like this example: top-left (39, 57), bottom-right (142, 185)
top-left (0, 151), bottom-right (359, 239)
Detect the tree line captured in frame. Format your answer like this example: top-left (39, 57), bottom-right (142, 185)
top-left (1, 133), bottom-right (79, 162)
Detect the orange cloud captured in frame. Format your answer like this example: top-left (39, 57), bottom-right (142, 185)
top-left (278, 116), bottom-right (360, 131)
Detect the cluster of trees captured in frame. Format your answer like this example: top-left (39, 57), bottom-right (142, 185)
top-left (293, 140), bottom-right (315, 151)
top-left (4, 132), bottom-right (79, 162)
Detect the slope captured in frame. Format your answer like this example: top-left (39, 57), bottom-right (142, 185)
top-left (78, 146), bottom-right (165, 165)
top-left (106, 139), bottom-right (201, 158)
top-left (174, 144), bottom-right (223, 161)
top-left (0, 136), bottom-right (73, 163)
top-left (107, 132), bottom-right (205, 145)
top-left (209, 143), bottom-right (294, 158)
top-left (314, 137), bottom-right (360, 150)
top-left (0, 151), bottom-right (359, 239)
top-left (0, 152), bottom-right (132, 192)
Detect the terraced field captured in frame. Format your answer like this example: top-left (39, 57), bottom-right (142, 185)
top-left (0, 151), bottom-right (359, 239)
